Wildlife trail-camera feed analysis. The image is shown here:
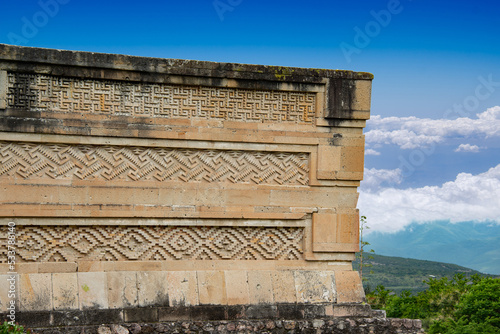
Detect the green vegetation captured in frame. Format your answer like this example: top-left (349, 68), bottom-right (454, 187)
top-left (353, 253), bottom-right (491, 294)
top-left (367, 274), bottom-right (500, 333)
top-left (0, 322), bottom-right (31, 334)
top-left (357, 215), bottom-right (374, 282)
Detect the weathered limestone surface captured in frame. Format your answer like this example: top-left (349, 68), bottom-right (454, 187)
top-left (0, 44), bottom-right (383, 329)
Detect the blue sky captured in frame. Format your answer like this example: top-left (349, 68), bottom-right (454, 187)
top-left (1, 0), bottom-right (500, 234)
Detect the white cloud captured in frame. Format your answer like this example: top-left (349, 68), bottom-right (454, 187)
top-left (361, 168), bottom-right (402, 192)
top-left (455, 144), bottom-right (481, 153)
top-left (358, 164), bottom-right (500, 233)
top-left (365, 106), bottom-right (500, 149)
top-left (365, 148), bottom-right (381, 156)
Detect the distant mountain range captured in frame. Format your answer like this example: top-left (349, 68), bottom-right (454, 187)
top-left (353, 253), bottom-right (497, 294)
top-left (364, 221), bottom-right (500, 275)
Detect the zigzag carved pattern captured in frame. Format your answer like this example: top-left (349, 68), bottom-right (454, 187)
top-left (0, 226), bottom-right (304, 262)
top-left (0, 141), bottom-right (309, 185)
top-left (6, 73), bottom-right (316, 124)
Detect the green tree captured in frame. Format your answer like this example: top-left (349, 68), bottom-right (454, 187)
top-left (368, 274), bottom-right (500, 333)
top-left (429, 277), bottom-right (500, 333)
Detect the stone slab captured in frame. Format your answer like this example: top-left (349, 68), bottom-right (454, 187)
top-left (137, 271), bottom-right (169, 307)
top-left (107, 271), bottom-right (138, 309)
top-left (294, 271), bottom-right (336, 303)
top-left (19, 273), bottom-right (52, 311)
top-left (225, 271), bottom-right (250, 305)
top-left (197, 271), bottom-right (227, 305)
top-left (335, 270), bottom-right (366, 303)
top-left (271, 271), bottom-right (297, 303)
top-left (165, 271), bottom-right (199, 307)
top-left (52, 273), bottom-right (78, 310)
top-left (247, 271), bottom-right (274, 304)
top-left (78, 272), bottom-right (108, 309)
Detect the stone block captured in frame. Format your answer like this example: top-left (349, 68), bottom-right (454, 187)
top-left (158, 187), bottom-right (197, 207)
top-left (247, 271), bottom-right (274, 304)
top-left (157, 306), bottom-right (190, 321)
top-left (0, 70), bottom-right (6, 109)
top-left (78, 272), bottom-right (108, 309)
top-left (52, 310), bottom-right (87, 327)
top-left (165, 271), bottom-right (198, 307)
top-left (124, 307), bottom-right (158, 322)
top-left (0, 264), bottom-right (9, 274)
top-left (189, 305), bottom-right (227, 321)
top-left (227, 305), bottom-right (246, 319)
top-left (84, 309), bottom-right (124, 325)
top-left (294, 271), bottom-right (336, 303)
top-left (332, 304), bottom-right (373, 317)
top-left (338, 213), bottom-right (359, 245)
top-left (276, 303), bottom-right (304, 319)
top-left (224, 189), bottom-right (271, 206)
top-left (137, 271), bottom-right (169, 307)
top-left (245, 304), bottom-right (278, 319)
top-left (19, 273), bottom-right (53, 311)
top-left (107, 271), bottom-right (138, 309)
top-left (39, 262), bottom-right (78, 273)
top-left (313, 213), bottom-right (359, 252)
top-left (317, 145), bottom-right (341, 180)
top-left (52, 273), bottom-right (79, 310)
top-left (340, 145), bottom-right (365, 174)
top-left (353, 79), bottom-right (372, 112)
top-left (225, 270), bottom-right (250, 305)
top-left (197, 271), bottom-right (227, 305)
top-left (312, 213), bottom-right (337, 251)
top-left (16, 311), bottom-right (52, 328)
top-left (335, 270), bottom-right (366, 303)
top-left (304, 304), bottom-right (326, 318)
top-left (271, 271), bottom-right (297, 303)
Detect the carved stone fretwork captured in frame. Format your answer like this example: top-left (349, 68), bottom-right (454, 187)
top-left (0, 141), bottom-right (310, 185)
top-left (0, 45), bottom-right (374, 318)
top-left (6, 73), bottom-right (317, 124)
top-left (0, 225), bottom-right (304, 262)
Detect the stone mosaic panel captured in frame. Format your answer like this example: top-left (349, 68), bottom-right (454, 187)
top-left (6, 73), bottom-right (316, 124)
top-left (0, 141), bottom-right (309, 185)
top-left (0, 226), bottom-right (304, 262)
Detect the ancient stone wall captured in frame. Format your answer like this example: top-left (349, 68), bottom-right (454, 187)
top-left (0, 44), bottom-right (375, 328)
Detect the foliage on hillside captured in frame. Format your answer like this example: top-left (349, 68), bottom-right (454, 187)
top-left (353, 253), bottom-right (490, 294)
top-left (367, 274), bottom-right (500, 333)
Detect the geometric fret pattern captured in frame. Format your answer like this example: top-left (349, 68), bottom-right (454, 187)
top-left (0, 141), bottom-right (309, 185)
top-left (6, 73), bottom-right (317, 124)
top-left (0, 226), bottom-right (304, 262)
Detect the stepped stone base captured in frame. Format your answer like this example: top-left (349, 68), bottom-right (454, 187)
top-left (2, 305), bottom-right (424, 334)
